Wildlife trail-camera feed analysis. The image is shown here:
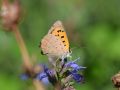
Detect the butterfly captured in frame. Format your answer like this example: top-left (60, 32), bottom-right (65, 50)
top-left (40, 20), bottom-right (71, 65)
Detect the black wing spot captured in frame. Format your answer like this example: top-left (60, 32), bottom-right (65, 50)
top-left (64, 45), bottom-right (66, 46)
top-left (57, 30), bottom-right (61, 32)
top-left (61, 36), bottom-right (64, 38)
top-left (55, 34), bottom-right (59, 36)
top-left (63, 41), bottom-right (65, 43)
top-left (62, 31), bottom-right (64, 32)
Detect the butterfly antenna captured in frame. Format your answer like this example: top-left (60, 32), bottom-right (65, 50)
top-left (70, 47), bottom-right (77, 51)
top-left (73, 57), bottom-right (80, 63)
top-left (71, 44), bottom-right (89, 50)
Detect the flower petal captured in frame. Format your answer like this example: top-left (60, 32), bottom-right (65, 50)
top-left (71, 73), bottom-right (84, 83)
top-left (36, 72), bottom-right (50, 85)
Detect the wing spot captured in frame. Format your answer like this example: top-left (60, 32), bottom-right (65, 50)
top-left (57, 30), bottom-right (61, 32)
top-left (61, 36), bottom-right (64, 38)
top-left (63, 41), bottom-right (65, 43)
top-left (55, 34), bottom-right (59, 36)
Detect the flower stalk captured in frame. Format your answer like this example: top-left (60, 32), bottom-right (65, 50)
top-left (112, 72), bottom-right (120, 90)
top-left (12, 25), bottom-right (32, 71)
top-left (0, 0), bottom-right (45, 90)
top-left (1, 0), bottom-right (85, 90)
top-left (12, 25), bottom-right (45, 90)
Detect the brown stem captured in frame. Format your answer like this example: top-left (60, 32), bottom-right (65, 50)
top-left (33, 79), bottom-right (45, 90)
top-left (12, 25), bottom-right (45, 90)
top-left (12, 25), bottom-right (32, 71)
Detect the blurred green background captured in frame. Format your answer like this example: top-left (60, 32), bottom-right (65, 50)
top-left (0, 0), bottom-right (120, 90)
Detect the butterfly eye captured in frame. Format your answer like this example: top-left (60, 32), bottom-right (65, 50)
top-left (41, 50), bottom-right (48, 55)
top-left (64, 57), bottom-right (67, 62)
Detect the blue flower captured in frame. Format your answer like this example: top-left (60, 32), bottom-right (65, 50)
top-left (65, 58), bottom-right (86, 72)
top-left (20, 73), bottom-right (29, 80)
top-left (21, 64), bottom-right (58, 85)
top-left (36, 72), bottom-right (50, 85)
top-left (42, 64), bottom-right (53, 75)
top-left (63, 58), bottom-right (85, 83)
top-left (37, 64), bottom-right (57, 86)
top-left (70, 72), bottom-right (84, 83)
top-left (20, 60), bottom-right (86, 87)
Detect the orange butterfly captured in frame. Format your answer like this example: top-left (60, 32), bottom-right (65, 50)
top-left (40, 21), bottom-right (71, 65)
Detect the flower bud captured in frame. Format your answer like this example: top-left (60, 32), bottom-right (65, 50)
top-left (112, 72), bottom-right (120, 88)
top-left (0, 0), bottom-right (21, 30)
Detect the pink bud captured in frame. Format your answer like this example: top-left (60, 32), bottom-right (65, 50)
top-left (0, 0), bottom-right (21, 30)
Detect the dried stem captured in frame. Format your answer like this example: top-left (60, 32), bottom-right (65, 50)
top-left (33, 79), bottom-right (45, 90)
top-left (12, 25), bottom-right (45, 90)
top-left (54, 82), bottom-right (62, 90)
top-left (12, 25), bottom-right (32, 71)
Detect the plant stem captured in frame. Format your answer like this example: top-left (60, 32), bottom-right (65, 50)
top-left (12, 25), bottom-right (45, 90)
top-left (12, 25), bottom-right (32, 71)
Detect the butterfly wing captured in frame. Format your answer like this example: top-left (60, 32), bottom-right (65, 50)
top-left (40, 20), bottom-right (70, 60)
top-left (41, 34), bottom-right (68, 57)
top-left (48, 21), bottom-right (70, 51)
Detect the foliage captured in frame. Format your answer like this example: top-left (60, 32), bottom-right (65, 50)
top-left (0, 0), bottom-right (120, 90)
